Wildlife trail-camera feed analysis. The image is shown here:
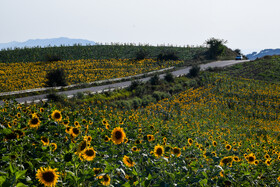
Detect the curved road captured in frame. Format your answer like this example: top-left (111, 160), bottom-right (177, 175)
top-left (0, 60), bottom-right (248, 105)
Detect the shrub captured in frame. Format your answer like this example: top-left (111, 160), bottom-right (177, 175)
top-left (128, 80), bottom-right (143, 91)
top-left (157, 51), bottom-right (179, 61)
top-left (135, 49), bottom-right (149, 60)
top-left (46, 92), bottom-right (66, 103)
top-left (142, 95), bottom-right (156, 106)
top-left (149, 74), bottom-right (160, 85)
top-left (187, 65), bottom-right (200, 78)
top-left (152, 91), bottom-right (170, 101)
top-left (164, 72), bottom-right (175, 82)
top-left (45, 68), bottom-right (67, 87)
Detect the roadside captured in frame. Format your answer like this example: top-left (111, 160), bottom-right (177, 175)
top-left (0, 60), bottom-right (249, 105)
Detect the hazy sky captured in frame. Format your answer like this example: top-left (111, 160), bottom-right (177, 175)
top-left (1, 0), bottom-right (280, 54)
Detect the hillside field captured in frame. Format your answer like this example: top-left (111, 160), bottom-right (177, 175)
top-left (1, 54), bottom-right (280, 186)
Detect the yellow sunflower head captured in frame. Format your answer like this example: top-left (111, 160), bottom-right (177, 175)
top-left (36, 166), bottom-right (59, 187)
top-left (51, 110), bottom-right (62, 122)
top-left (99, 174), bottom-right (111, 186)
top-left (41, 136), bottom-right (49, 146)
top-left (29, 116), bottom-right (41, 129)
top-left (123, 155), bottom-right (135, 167)
top-left (172, 147), bottom-right (181, 157)
top-left (111, 127), bottom-right (126, 144)
top-left (82, 147), bottom-right (96, 161)
top-left (154, 144), bottom-right (164, 158)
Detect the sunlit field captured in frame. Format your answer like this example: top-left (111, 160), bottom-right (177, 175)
top-left (0, 59), bottom-right (183, 92)
top-left (1, 73), bottom-right (280, 186)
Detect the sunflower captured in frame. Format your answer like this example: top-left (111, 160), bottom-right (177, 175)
top-left (123, 155), bottom-right (135, 167)
top-left (188, 138), bottom-right (193, 146)
top-left (154, 145), bottom-right (164, 158)
top-left (246, 153), bottom-right (256, 164)
top-left (99, 174), bottom-right (111, 186)
top-left (102, 119), bottom-right (108, 125)
top-left (51, 110), bottom-right (62, 121)
top-left (277, 176), bottom-right (280, 182)
top-left (65, 126), bottom-right (72, 134)
top-left (41, 136), bottom-right (49, 146)
top-left (93, 168), bottom-right (103, 176)
top-left (29, 116), bottom-right (41, 128)
top-left (50, 143), bottom-right (57, 152)
top-left (172, 147), bottom-right (181, 157)
top-left (111, 127), bottom-right (126, 144)
top-left (40, 108), bottom-right (44, 113)
top-left (225, 144), bottom-right (231, 151)
top-left (233, 156), bottom-right (239, 162)
top-left (63, 120), bottom-right (69, 126)
top-left (264, 153), bottom-right (270, 160)
top-left (220, 156), bottom-right (233, 167)
top-left (82, 147), bottom-right (96, 161)
top-left (265, 159), bottom-right (271, 166)
top-left (147, 134), bottom-right (155, 142)
top-left (212, 141), bottom-right (217, 147)
top-left (131, 146), bottom-right (139, 152)
top-left (254, 160), bottom-right (259, 165)
top-left (104, 135), bottom-right (110, 142)
top-left (105, 124), bottom-right (110, 130)
top-left (71, 127), bottom-right (80, 138)
top-left (36, 166), bottom-right (59, 187)
top-left (76, 140), bottom-right (87, 154)
top-left (84, 135), bottom-right (92, 143)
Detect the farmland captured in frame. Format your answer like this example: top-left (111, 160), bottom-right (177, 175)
top-left (2, 54), bottom-right (280, 185)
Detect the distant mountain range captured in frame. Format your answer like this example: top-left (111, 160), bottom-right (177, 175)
top-left (246, 49), bottom-right (280, 60)
top-left (0, 37), bottom-right (96, 50)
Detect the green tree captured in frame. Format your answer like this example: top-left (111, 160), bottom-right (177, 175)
top-left (205, 38), bottom-right (227, 60)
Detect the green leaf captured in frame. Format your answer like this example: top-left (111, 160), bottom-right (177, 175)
top-left (199, 179), bottom-right (208, 186)
top-left (16, 182), bottom-right (28, 187)
top-left (16, 170), bottom-right (27, 180)
top-left (132, 168), bottom-right (138, 176)
top-left (0, 176), bottom-right (6, 185)
top-left (9, 163), bottom-right (15, 174)
top-left (202, 171), bottom-right (208, 179)
top-left (147, 173), bottom-right (153, 180)
top-left (122, 181), bottom-right (131, 187)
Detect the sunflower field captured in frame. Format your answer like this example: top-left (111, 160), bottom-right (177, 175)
top-left (0, 58), bottom-right (183, 92)
top-left (1, 72), bottom-right (280, 186)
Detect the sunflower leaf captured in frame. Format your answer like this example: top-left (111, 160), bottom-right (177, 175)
top-left (15, 170), bottom-right (27, 180)
top-left (16, 182), bottom-right (28, 187)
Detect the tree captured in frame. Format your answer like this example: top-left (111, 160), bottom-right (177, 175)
top-left (234, 49), bottom-right (241, 55)
top-left (45, 68), bottom-right (67, 87)
top-left (205, 38), bottom-right (227, 60)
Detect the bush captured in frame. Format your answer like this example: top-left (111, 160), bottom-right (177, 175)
top-left (157, 51), bottom-right (179, 61)
top-left (187, 65), bottom-right (200, 78)
top-left (142, 95), bottom-right (156, 106)
top-left (46, 92), bottom-right (66, 103)
top-left (45, 68), bottom-right (67, 87)
top-left (135, 49), bottom-right (149, 60)
top-left (149, 74), bottom-right (160, 85)
top-left (152, 91), bottom-right (170, 101)
top-left (128, 80), bottom-right (143, 91)
top-left (164, 72), bottom-right (175, 82)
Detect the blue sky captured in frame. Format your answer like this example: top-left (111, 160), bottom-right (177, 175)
top-left (1, 0), bottom-right (280, 54)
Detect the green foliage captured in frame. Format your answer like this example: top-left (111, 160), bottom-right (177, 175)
top-left (205, 38), bottom-right (227, 60)
top-left (45, 68), bottom-right (67, 87)
top-left (157, 50), bottom-right (179, 61)
top-left (223, 55), bottom-right (280, 82)
top-left (0, 44), bottom-right (206, 63)
top-left (164, 72), bottom-right (175, 82)
top-left (149, 74), bottom-right (160, 85)
top-left (187, 65), bottom-right (201, 78)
